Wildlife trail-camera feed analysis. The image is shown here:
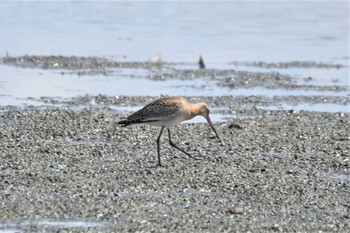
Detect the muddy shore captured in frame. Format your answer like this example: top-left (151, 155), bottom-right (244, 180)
top-left (0, 106), bottom-right (349, 232)
top-left (0, 55), bottom-right (349, 232)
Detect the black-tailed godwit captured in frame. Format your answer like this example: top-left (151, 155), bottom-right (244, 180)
top-left (118, 96), bottom-right (222, 166)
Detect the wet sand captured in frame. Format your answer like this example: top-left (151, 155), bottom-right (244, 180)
top-left (0, 56), bottom-right (349, 232)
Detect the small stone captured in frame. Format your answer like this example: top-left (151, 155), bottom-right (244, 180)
top-left (228, 123), bottom-right (245, 129)
top-left (228, 207), bottom-right (244, 214)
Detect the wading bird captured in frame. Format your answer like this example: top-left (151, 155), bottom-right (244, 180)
top-left (118, 96), bottom-right (222, 166)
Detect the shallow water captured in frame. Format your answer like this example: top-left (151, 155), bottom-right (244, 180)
top-left (0, 219), bottom-right (111, 233)
top-left (0, 64), bottom-right (347, 101)
top-left (257, 102), bottom-right (349, 113)
top-left (328, 172), bottom-right (350, 182)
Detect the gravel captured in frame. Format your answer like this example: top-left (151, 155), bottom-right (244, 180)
top-left (0, 107), bottom-right (349, 232)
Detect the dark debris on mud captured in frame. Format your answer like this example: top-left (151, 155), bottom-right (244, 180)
top-left (2, 55), bottom-right (345, 70)
top-left (1, 55), bottom-right (159, 70)
top-left (31, 95), bottom-right (349, 112)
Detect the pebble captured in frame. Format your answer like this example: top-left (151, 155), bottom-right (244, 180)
top-left (228, 207), bottom-right (244, 215)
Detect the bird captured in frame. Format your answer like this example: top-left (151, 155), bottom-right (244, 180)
top-left (198, 55), bottom-right (205, 69)
top-left (148, 53), bottom-right (162, 65)
top-left (118, 96), bottom-right (222, 166)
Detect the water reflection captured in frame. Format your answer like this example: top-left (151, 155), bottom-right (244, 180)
top-left (0, 219), bottom-right (111, 232)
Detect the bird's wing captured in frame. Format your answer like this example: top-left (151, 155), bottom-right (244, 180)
top-left (126, 103), bottom-right (179, 123)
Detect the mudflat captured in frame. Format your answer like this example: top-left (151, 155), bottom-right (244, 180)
top-left (0, 105), bottom-right (349, 232)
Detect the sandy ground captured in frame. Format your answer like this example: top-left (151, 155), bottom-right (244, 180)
top-left (0, 55), bottom-right (349, 232)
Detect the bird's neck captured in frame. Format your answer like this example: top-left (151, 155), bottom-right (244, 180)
top-left (188, 103), bottom-right (202, 119)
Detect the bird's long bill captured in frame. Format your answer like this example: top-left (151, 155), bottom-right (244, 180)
top-left (206, 116), bottom-right (222, 143)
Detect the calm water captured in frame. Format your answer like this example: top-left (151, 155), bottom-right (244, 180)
top-left (0, 1), bottom-right (349, 113)
top-left (0, 1), bottom-right (348, 62)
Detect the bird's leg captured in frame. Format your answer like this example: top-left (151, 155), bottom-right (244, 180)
top-left (167, 129), bottom-right (200, 160)
top-left (156, 127), bottom-right (165, 166)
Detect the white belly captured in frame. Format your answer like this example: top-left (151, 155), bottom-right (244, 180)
top-left (147, 115), bottom-right (188, 128)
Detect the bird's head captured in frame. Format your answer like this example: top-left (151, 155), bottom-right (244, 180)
top-left (196, 103), bottom-right (222, 143)
top-left (197, 103), bottom-right (210, 118)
